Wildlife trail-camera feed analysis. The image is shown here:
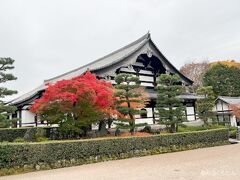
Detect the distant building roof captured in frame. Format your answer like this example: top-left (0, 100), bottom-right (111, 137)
top-left (217, 96), bottom-right (240, 104)
top-left (178, 94), bottom-right (204, 100)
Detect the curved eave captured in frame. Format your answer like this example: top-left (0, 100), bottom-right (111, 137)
top-left (9, 85), bottom-right (45, 107)
top-left (11, 92), bottom-right (41, 107)
top-left (149, 39), bottom-right (193, 85)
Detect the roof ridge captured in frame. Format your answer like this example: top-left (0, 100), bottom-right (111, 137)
top-left (44, 32), bottom-right (150, 83)
top-left (219, 96), bottom-right (240, 99)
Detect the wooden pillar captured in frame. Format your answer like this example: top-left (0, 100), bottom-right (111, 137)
top-left (150, 100), bottom-right (156, 124)
top-left (153, 72), bottom-right (157, 87)
top-left (229, 114), bottom-right (231, 126)
top-left (221, 101), bottom-right (224, 122)
top-left (152, 106), bottom-right (155, 124)
top-left (18, 109), bottom-right (22, 127)
top-left (184, 106), bottom-right (188, 121)
top-left (193, 100), bottom-right (197, 121)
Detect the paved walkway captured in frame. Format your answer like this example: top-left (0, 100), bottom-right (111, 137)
top-left (2, 143), bottom-right (240, 180)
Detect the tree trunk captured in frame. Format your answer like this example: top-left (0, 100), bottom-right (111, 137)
top-left (98, 121), bottom-right (108, 136)
top-left (176, 123), bottom-right (178, 132)
top-left (126, 86), bottom-right (135, 135)
top-left (130, 121), bottom-right (135, 135)
top-left (170, 124), bottom-right (176, 133)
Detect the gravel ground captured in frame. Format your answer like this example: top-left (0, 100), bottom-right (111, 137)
top-left (2, 143), bottom-right (240, 180)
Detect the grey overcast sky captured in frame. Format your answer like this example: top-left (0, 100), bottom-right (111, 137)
top-left (0, 0), bottom-right (240, 100)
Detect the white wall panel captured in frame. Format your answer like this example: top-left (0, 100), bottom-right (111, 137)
top-left (139, 75), bottom-right (154, 82)
top-left (21, 110), bottom-right (36, 127)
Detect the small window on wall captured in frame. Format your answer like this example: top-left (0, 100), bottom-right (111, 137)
top-left (140, 108), bottom-right (147, 118)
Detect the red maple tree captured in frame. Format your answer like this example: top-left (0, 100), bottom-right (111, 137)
top-left (31, 72), bottom-right (115, 136)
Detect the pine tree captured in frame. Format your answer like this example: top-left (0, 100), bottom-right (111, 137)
top-left (114, 73), bottom-right (146, 135)
top-left (156, 74), bottom-right (185, 133)
top-left (196, 86), bottom-right (216, 126)
top-left (0, 58), bottom-right (18, 128)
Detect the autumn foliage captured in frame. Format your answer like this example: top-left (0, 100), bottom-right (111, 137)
top-left (230, 104), bottom-right (240, 119)
top-left (31, 72), bottom-right (115, 136)
top-left (210, 60), bottom-right (240, 69)
top-left (180, 61), bottom-right (210, 90)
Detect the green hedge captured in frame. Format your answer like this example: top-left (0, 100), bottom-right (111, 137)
top-left (229, 127), bottom-right (237, 138)
top-left (177, 124), bottom-right (226, 132)
top-left (0, 127), bottom-right (52, 142)
top-left (0, 128), bottom-right (229, 176)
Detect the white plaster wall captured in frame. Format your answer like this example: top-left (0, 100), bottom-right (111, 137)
top-left (140, 82), bottom-right (154, 87)
top-left (223, 103), bottom-right (229, 111)
top-left (135, 118), bottom-right (154, 124)
top-left (231, 115), bottom-right (237, 127)
top-left (135, 108), bottom-right (154, 124)
top-left (186, 106), bottom-right (195, 121)
top-left (21, 110), bottom-right (36, 127)
top-left (139, 75), bottom-right (154, 82)
top-left (146, 108), bottom-right (153, 117)
top-left (17, 111), bottom-right (21, 127)
top-left (139, 69), bottom-right (153, 75)
top-left (216, 102), bottom-right (222, 111)
top-left (215, 101), bottom-right (229, 111)
top-left (17, 111), bottom-right (20, 119)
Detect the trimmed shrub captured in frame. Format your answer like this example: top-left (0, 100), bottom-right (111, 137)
top-left (0, 128), bottom-right (229, 176)
top-left (13, 138), bottom-right (26, 143)
top-left (178, 124), bottom-right (225, 133)
top-left (229, 127), bottom-right (237, 139)
top-left (36, 137), bottom-right (49, 142)
top-left (0, 127), bottom-right (52, 142)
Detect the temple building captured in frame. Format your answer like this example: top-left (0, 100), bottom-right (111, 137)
top-left (9, 33), bottom-right (198, 127)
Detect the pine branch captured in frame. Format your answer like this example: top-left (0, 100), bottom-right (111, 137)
top-left (0, 57), bottom-right (18, 127)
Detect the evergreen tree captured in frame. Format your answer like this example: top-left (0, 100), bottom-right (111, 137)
top-left (114, 73), bottom-right (146, 135)
top-left (203, 64), bottom-right (240, 96)
top-left (156, 74), bottom-right (185, 133)
top-left (0, 58), bottom-right (18, 128)
top-left (196, 86), bottom-right (216, 126)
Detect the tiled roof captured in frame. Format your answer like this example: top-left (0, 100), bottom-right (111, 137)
top-left (8, 84), bottom-right (45, 105)
top-left (218, 96), bottom-right (240, 104)
top-left (44, 33), bottom-right (150, 84)
top-left (10, 32), bottom-right (193, 106)
top-left (178, 94), bottom-right (204, 100)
